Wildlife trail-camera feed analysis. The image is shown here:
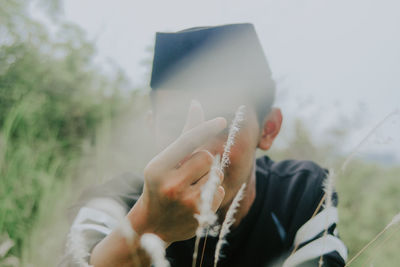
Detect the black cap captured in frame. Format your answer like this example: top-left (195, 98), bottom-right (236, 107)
top-left (150, 23), bottom-right (274, 93)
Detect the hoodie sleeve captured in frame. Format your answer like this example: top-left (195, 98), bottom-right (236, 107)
top-left (278, 164), bottom-right (347, 267)
top-left (58, 173), bottom-right (143, 267)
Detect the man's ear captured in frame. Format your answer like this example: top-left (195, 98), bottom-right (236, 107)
top-left (257, 108), bottom-right (283, 150)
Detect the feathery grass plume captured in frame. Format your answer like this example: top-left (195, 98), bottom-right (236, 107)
top-left (66, 229), bottom-right (92, 267)
top-left (345, 212), bottom-right (400, 266)
top-left (140, 233), bottom-right (170, 267)
top-left (220, 105), bottom-right (246, 171)
top-left (195, 155), bottom-right (222, 230)
top-left (322, 169), bottom-right (335, 210)
top-left (318, 169), bottom-right (335, 267)
top-left (195, 105), bottom-right (245, 266)
top-left (192, 155), bottom-right (222, 267)
top-left (385, 213), bottom-right (400, 230)
top-left (214, 183), bottom-right (246, 267)
top-left (118, 216), bottom-right (136, 247)
top-left (119, 216), bottom-right (149, 267)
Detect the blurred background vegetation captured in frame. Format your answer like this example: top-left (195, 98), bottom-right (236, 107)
top-left (0, 0), bottom-right (399, 266)
top-left (0, 0), bottom-right (137, 265)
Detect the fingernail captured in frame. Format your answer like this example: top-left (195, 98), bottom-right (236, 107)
top-left (214, 117), bottom-right (227, 128)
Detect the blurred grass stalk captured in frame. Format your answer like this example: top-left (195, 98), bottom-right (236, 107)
top-left (0, 1), bottom-right (150, 265)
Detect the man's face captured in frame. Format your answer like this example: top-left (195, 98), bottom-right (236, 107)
top-left (151, 90), bottom-right (262, 208)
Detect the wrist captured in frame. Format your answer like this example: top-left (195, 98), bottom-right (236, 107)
top-left (127, 195), bottom-right (173, 247)
top-left (127, 195), bottom-right (150, 236)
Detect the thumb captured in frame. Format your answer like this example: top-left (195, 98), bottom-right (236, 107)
top-left (182, 99), bottom-right (205, 134)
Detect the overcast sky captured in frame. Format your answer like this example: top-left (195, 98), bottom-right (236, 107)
top-left (60, 0), bottom-right (400, 162)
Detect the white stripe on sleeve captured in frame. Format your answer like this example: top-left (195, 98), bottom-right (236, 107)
top-left (72, 223), bottom-right (113, 236)
top-left (294, 206), bottom-right (338, 246)
top-left (72, 206), bottom-right (119, 231)
top-left (283, 235), bottom-right (348, 267)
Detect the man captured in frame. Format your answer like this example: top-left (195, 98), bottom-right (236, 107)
top-left (62, 23), bottom-right (347, 266)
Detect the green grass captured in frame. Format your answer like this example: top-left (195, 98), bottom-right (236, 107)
top-left (0, 93), bottom-right (116, 260)
top-left (337, 161), bottom-right (400, 267)
top-left (0, 5), bottom-right (132, 262)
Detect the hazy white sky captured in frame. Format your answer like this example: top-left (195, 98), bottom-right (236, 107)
top-left (61, 0), bottom-right (400, 162)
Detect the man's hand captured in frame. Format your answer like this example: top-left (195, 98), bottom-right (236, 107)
top-left (128, 100), bottom-right (227, 243)
top-left (90, 101), bottom-right (227, 267)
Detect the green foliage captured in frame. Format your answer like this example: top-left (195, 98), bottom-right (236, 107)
top-left (0, 0), bottom-right (131, 260)
top-left (337, 161), bottom-right (400, 266)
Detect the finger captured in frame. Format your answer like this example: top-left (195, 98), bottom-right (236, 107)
top-left (151, 117), bottom-right (227, 171)
top-left (211, 186), bottom-right (225, 213)
top-left (190, 167), bottom-right (224, 189)
top-left (182, 100), bottom-right (205, 134)
top-left (177, 150), bottom-right (214, 185)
